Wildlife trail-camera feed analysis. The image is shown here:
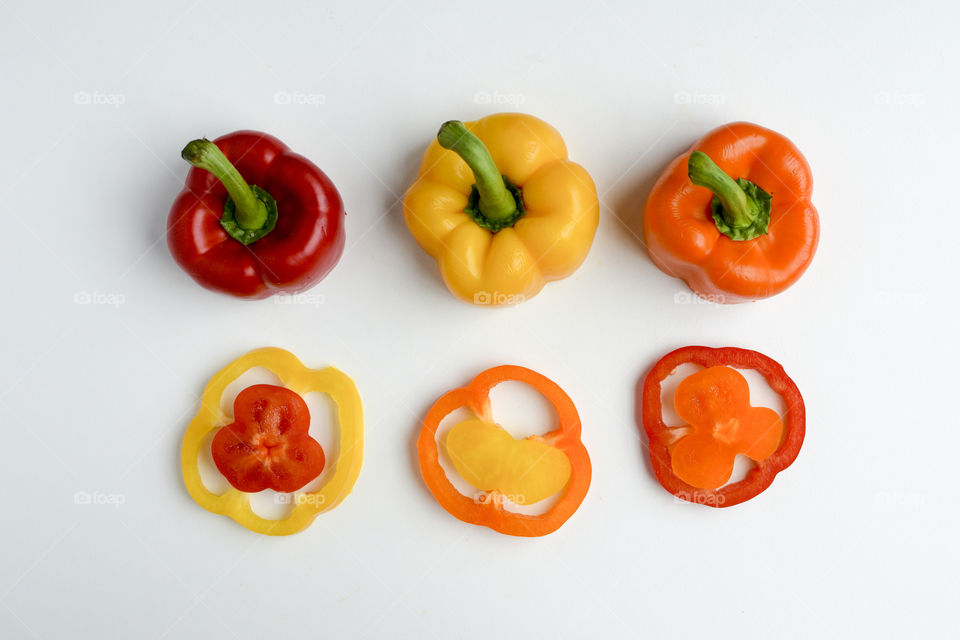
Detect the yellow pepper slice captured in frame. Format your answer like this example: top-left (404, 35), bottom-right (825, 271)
top-left (445, 418), bottom-right (572, 505)
top-left (181, 347), bottom-right (363, 536)
top-left (403, 113), bottom-right (599, 305)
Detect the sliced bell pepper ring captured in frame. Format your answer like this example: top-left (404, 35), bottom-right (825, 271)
top-left (643, 122), bottom-right (820, 302)
top-left (403, 113), bottom-right (599, 305)
top-left (641, 346), bottom-right (804, 507)
top-left (417, 365), bottom-right (591, 537)
top-left (181, 348), bottom-right (363, 535)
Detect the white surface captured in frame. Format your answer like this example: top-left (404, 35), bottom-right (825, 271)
top-left (1, 0), bottom-right (957, 638)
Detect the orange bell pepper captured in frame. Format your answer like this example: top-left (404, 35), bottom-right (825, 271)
top-left (417, 365), bottom-right (591, 537)
top-left (643, 122), bottom-right (820, 302)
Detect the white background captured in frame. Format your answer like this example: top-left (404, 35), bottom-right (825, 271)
top-left (1, 0), bottom-right (957, 638)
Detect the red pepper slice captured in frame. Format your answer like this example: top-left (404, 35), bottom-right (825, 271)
top-left (211, 384), bottom-right (325, 493)
top-left (641, 346), bottom-right (804, 507)
top-left (167, 130), bottom-right (345, 299)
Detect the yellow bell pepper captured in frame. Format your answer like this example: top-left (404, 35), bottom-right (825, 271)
top-left (403, 113), bottom-right (599, 305)
top-left (181, 347), bottom-right (363, 536)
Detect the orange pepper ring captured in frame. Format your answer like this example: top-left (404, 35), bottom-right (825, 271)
top-left (417, 365), bottom-right (591, 537)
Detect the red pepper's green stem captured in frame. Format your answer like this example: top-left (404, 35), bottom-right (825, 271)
top-left (688, 151), bottom-right (772, 241)
top-left (437, 121), bottom-right (517, 223)
top-left (182, 139), bottom-right (268, 230)
top-left (688, 151), bottom-right (752, 228)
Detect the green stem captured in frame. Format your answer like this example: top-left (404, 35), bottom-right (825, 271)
top-left (688, 151), bottom-right (752, 228)
top-left (182, 139), bottom-right (268, 230)
top-left (437, 121), bottom-right (517, 223)
top-left (687, 151), bottom-right (772, 241)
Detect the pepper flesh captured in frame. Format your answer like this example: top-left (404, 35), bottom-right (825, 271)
top-left (211, 384), bottom-right (326, 493)
top-left (643, 122), bottom-right (819, 302)
top-left (445, 418), bottom-right (572, 505)
top-left (167, 130), bottom-right (345, 299)
top-left (181, 348), bottom-right (363, 535)
top-left (641, 346), bottom-right (804, 507)
top-left (417, 365), bottom-right (591, 537)
top-left (670, 367), bottom-right (783, 489)
top-left (403, 113), bottom-right (599, 305)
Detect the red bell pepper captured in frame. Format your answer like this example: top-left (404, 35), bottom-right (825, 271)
top-left (641, 346), bottom-right (805, 507)
top-left (167, 130), bottom-right (345, 299)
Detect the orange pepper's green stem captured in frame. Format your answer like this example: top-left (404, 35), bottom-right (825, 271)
top-left (182, 139), bottom-right (268, 231)
top-left (688, 151), bottom-right (751, 228)
top-left (437, 121), bottom-right (517, 223)
top-left (688, 150), bottom-right (771, 241)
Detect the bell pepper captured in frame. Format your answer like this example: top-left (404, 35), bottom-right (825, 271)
top-left (167, 130), bottom-right (345, 299)
top-left (181, 348), bottom-right (363, 535)
top-left (402, 113), bottom-right (599, 305)
top-left (417, 365), bottom-right (591, 536)
top-left (640, 346), bottom-right (805, 507)
top-left (643, 122), bottom-right (820, 302)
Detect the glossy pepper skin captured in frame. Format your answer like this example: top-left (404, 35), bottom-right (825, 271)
top-left (403, 113), bottom-right (599, 305)
top-left (181, 348), bottom-right (363, 535)
top-left (418, 365), bottom-right (591, 536)
top-left (167, 131), bottom-right (345, 299)
top-left (643, 122), bottom-right (819, 302)
top-left (640, 346), bottom-right (805, 507)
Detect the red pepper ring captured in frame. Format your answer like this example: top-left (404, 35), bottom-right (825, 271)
top-left (640, 346), bottom-right (805, 507)
top-left (417, 366), bottom-right (591, 537)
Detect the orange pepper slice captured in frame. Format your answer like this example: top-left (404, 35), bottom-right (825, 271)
top-left (417, 365), bottom-right (591, 537)
top-left (669, 366), bottom-right (783, 489)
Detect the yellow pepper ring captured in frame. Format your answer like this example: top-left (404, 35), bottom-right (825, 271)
top-left (181, 347), bottom-right (363, 536)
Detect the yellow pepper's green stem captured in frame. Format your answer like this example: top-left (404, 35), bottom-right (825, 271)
top-left (437, 121), bottom-right (517, 223)
top-left (182, 139), bottom-right (268, 230)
